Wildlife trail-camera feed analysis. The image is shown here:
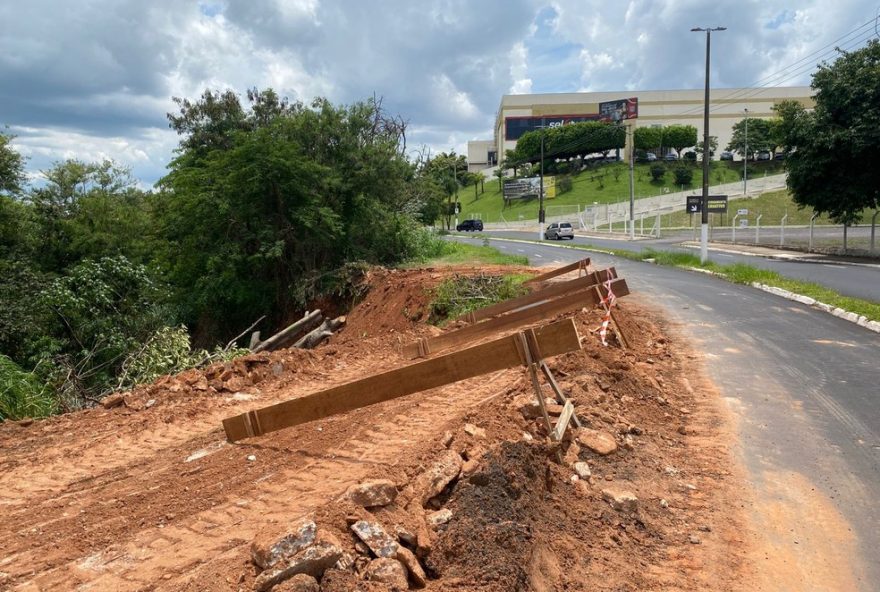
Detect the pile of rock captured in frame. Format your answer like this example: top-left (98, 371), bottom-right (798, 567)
top-left (249, 445), bottom-right (465, 591)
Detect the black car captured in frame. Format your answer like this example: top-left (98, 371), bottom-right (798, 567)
top-left (456, 219), bottom-right (483, 232)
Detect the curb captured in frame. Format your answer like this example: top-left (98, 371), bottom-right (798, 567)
top-left (451, 234), bottom-right (880, 335)
top-left (749, 283), bottom-right (880, 334)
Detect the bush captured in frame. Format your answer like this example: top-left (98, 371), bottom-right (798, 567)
top-left (683, 151), bottom-right (697, 161)
top-left (0, 355), bottom-right (56, 421)
top-left (429, 274), bottom-right (528, 324)
top-left (650, 164), bottom-right (666, 181)
top-left (673, 166), bottom-right (694, 185)
top-left (556, 175), bottom-right (573, 194)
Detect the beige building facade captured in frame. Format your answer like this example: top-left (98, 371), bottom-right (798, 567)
top-left (468, 86), bottom-right (813, 172)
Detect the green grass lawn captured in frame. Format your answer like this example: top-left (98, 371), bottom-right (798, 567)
top-left (401, 240), bottom-right (529, 268)
top-left (664, 189), bottom-right (880, 228)
top-left (460, 160), bottom-right (784, 223)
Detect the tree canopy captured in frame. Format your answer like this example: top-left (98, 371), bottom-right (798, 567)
top-left (0, 131), bottom-right (27, 197)
top-left (512, 121), bottom-right (624, 165)
top-left (0, 89), bottom-right (448, 418)
top-left (777, 40), bottom-right (880, 223)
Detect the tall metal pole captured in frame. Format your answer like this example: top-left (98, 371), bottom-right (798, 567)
top-left (538, 117), bottom-right (545, 240)
top-left (743, 108), bottom-right (748, 197)
top-left (628, 124), bottom-right (635, 240)
top-left (692, 26), bottom-right (726, 263)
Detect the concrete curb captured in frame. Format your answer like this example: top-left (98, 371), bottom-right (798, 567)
top-left (679, 265), bottom-right (880, 334)
top-left (749, 283), bottom-right (880, 334)
top-left (452, 234), bottom-right (880, 335)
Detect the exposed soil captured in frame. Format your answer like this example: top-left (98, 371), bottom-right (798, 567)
top-left (0, 265), bottom-right (752, 591)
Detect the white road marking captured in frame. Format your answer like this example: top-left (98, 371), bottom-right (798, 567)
top-left (533, 253), bottom-right (543, 258)
top-left (517, 249), bottom-right (525, 253)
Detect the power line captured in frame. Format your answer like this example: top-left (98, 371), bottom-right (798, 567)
top-left (670, 18), bottom-right (878, 118)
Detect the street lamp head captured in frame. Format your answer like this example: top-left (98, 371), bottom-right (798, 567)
top-left (691, 26), bottom-right (726, 32)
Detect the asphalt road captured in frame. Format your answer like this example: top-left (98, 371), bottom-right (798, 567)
top-left (473, 229), bottom-right (880, 303)
top-left (452, 234), bottom-right (880, 590)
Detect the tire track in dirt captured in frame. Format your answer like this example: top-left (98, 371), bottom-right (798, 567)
top-left (4, 366), bottom-right (514, 591)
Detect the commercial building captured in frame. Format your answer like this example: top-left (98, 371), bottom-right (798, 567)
top-left (467, 86), bottom-right (813, 172)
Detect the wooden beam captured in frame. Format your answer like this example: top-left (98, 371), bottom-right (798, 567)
top-left (524, 258), bottom-right (591, 284)
top-left (222, 318), bottom-right (582, 442)
top-left (551, 401), bottom-right (574, 441)
top-left (253, 310), bottom-right (323, 353)
top-left (403, 278), bottom-right (629, 359)
top-left (458, 267), bottom-right (617, 323)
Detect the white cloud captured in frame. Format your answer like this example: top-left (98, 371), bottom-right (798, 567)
top-left (1, 0), bottom-right (876, 184)
top-left (509, 42), bottom-right (533, 94)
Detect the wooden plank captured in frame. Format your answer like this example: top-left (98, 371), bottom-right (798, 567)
top-left (402, 278), bottom-right (630, 359)
top-left (458, 267), bottom-right (617, 323)
top-left (222, 318), bottom-right (582, 442)
top-left (540, 361), bottom-right (582, 429)
top-left (551, 401), bottom-right (574, 441)
top-left (524, 258), bottom-right (591, 284)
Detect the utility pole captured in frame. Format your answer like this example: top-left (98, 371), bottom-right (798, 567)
top-left (628, 124), bottom-right (635, 240)
top-left (691, 26), bottom-right (726, 264)
top-left (537, 118), bottom-right (547, 240)
top-left (743, 108), bottom-right (748, 197)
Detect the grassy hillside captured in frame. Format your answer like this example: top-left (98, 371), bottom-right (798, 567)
top-left (664, 189), bottom-right (880, 228)
top-left (459, 160), bottom-right (784, 223)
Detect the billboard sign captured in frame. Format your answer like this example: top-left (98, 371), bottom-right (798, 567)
top-left (598, 98), bottom-right (639, 122)
top-left (503, 176), bottom-right (556, 201)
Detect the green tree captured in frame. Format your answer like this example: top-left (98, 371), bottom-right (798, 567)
top-left (694, 135), bottom-right (718, 158)
top-left (37, 256), bottom-right (171, 407)
top-left (663, 124), bottom-right (698, 157)
top-left (726, 118), bottom-right (771, 158)
top-left (779, 40), bottom-right (880, 223)
top-left (0, 130), bottom-right (27, 197)
top-left (634, 127), bottom-right (662, 152)
top-left (158, 92), bottom-right (422, 340)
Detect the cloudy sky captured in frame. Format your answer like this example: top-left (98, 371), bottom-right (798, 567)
top-left (1, 0), bottom-right (878, 185)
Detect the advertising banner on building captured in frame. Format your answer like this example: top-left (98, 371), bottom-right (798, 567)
top-left (598, 98), bottom-right (639, 122)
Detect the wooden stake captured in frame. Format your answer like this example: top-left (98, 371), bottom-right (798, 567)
top-left (540, 361), bottom-right (582, 429)
top-left (402, 278), bottom-right (630, 359)
top-left (456, 267), bottom-right (618, 324)
top-left (524, 258), bottom-right (592, 284)
top-left (222, 318), bottom-right (582, 442)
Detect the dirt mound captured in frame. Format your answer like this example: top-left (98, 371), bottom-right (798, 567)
top-left (0, 265), bottom-right (749, 591)
top-left (428, 441), bottom-right (551, 589)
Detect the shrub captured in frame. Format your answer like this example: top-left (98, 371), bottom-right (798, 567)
top-left (673, 166), bottom-right (694, 185)
top-left (650, 164), bottom-right (666, 181)
top-left (0, 355), bottom-right (56, 421)
top-left (429, 274), bottom-right (528, 324)
top-left (556, 175), bottom-right (573, 194)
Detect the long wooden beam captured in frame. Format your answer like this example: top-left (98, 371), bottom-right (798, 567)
top-left (403, 278), bottom-right (629, 360)
top-left (222, 318), bottom-right (582, 442)
top-left (458, 267), bottom-right (617, 323)
top-left (524, 258), bottom-right (591, 284)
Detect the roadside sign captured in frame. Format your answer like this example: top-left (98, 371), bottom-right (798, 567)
top-left (739, 219), bottom-right (749, 227)
top-left (685, 195), bottom-right (728, 213)
top-left (737, 208), bottom-right (748, 215)
top-left (706, 195), bottom-right (728, 213)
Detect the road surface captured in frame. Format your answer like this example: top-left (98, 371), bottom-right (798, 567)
top-left (453, 233), bottom-right (880, 591)
top-left (472, 229), bottom-right (880, 303)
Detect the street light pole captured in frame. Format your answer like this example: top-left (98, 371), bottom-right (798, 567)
top-left (743, 108), bottom-right (748, 197)
top-left (692, 26), bottom-right (726, 264)
top-left (627, 124), bottom-right (635, 240)
top-left (538, 117), bottom-right (546, 240)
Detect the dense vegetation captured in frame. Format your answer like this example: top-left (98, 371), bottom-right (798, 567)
top-left (776, 40), bottom-right (880, 224)
top-left (0, 90), bottom-right (455, 420)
